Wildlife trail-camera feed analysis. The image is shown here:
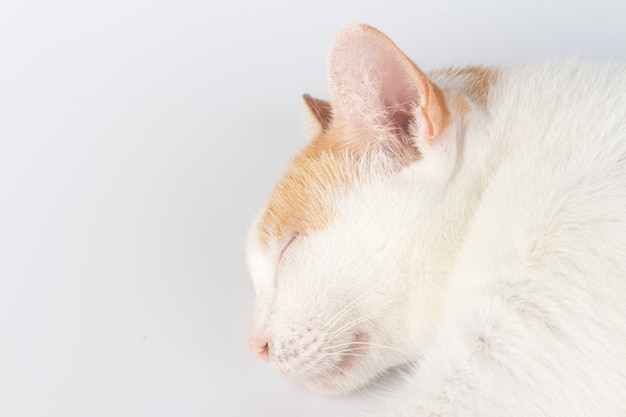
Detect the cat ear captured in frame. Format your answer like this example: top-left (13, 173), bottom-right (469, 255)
top-left (303, 94), bottom-right (333, 131)
top-left (328, 24), bottom-right (450, 150)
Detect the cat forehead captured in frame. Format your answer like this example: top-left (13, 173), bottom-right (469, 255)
top-left (256, 130), bottom-right (362, 247)
top-left (254, 66), bottom-right (498, 248)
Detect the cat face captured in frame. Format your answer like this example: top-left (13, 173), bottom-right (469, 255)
top-left (247, 24), bottom-right (486, 394)
top-left (247, 135), bottom-right (424, 393)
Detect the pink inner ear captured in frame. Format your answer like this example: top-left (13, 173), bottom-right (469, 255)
top-left (328, 24), bottom-right (425, 139)
top-left (380, 56), bottom-right (423, 133)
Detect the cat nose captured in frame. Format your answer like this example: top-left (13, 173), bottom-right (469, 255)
top-left (248, 336), bottom-right (269, 362)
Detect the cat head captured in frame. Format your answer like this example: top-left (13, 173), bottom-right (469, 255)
top-left (247, 24), bottom-right (492, 394)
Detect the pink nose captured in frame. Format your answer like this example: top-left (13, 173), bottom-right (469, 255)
top-left (249, 337), bottom-right (269, 362)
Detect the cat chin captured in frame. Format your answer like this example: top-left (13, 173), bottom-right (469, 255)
top-left (305, 379), bottom-right (357, 395)
top-left (302, 357), bottom-right (378, 395)
top-left (304, 371), bottom-right (372, 395)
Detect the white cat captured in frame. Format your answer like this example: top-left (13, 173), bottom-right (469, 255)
top-left (246, 24), bottom-right (626, 416)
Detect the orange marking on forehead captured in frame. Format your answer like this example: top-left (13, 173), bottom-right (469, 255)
top-left (257, 130), bottom-right (362, 246)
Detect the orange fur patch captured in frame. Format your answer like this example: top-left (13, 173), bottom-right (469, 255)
top-left (453, 94), bottom-right (471, 116)
top-left (424, 79), bottom-right (452, 141)
top-left (257, 130), bottom-right (361, 246)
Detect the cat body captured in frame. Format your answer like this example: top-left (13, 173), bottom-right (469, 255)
top-left (247, 24), bottom-right (626, 416)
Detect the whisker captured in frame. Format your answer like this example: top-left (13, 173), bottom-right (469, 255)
top-left (323, 290), bottom-right (374, 333)
top-left (330, 309), bottom-right (398, 335)
top-left (326, 310), bottom-right (399, 340)
top-left (323, 279), bottom-right (395, 334)
top-left (322, 341), bottom-right (407, 355)
top-left (314, 351), bottom-right (368, 360)
top-left (319, 340), bottom-right (370, 351)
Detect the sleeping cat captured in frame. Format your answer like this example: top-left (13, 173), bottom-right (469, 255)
top-left (246, 24), bottom-right (626, 416)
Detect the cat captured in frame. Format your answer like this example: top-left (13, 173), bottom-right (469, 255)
top-left (246, 23), bottom-right (626, 416)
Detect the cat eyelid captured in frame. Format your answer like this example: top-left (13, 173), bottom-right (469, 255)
top-left (278, 233), bottom-right (299, 264)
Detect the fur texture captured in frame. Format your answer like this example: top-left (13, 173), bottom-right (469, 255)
top-left (247, 24), bottom-right (626, 416)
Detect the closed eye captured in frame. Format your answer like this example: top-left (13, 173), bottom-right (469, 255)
top-left (278, 233), bottom-right (299, 264)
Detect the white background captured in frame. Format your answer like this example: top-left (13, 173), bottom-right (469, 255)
top-left (1, 1), bottom-right (625, 416)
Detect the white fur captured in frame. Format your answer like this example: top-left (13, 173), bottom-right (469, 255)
top-left (247, 25), bottom-right (626, 416)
